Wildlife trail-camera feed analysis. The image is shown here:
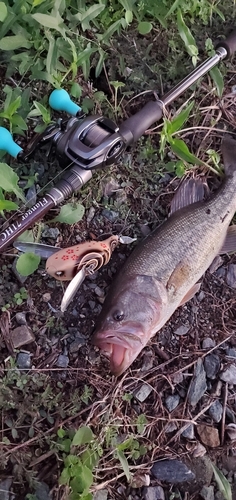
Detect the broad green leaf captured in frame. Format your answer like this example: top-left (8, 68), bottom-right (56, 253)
top-left (33, 101), bottom-right (51, 123)
top-left (125, 10), bottom-right (133, 24)
top-left (0, 200), bottom-right (18, 211)
top-left (138, 21), bottom-right (153, 35)
top-left (31, 13), bottom-right (64, 31)
top-left (177, 10), bottom-right (198, 61)
top-left (59, 466), bottom-right (70, 485)
top-left (210, 67), bottom-right (224, 97)
top-left (70, 464), bottom-right (93, 492)
top-left (95, 49), bottom-right (106, 78)
top-left (116, 449), bottom-right (131, 481)
top-left (74, 4), bottom-right (106, 31)
top-left (57, 428), bottom-right (66, 438)
top-left (72, 426), bottom-right (94, 446)
top-left (169, 101), bottom-right (195, 134)
top-left (5, 96), bottom-right (21, 117)
top-left (0, 35), bottom-right (31, 51)
top-left (10, 115), bottom-right (28, 131)
top-left (33, 0), bottom-right (47, 6)
top-left (16, 252), bottom-right (41, 276)
top-left (211, 463), bottom-right (232, 500)
top-left (81, 448), bottom-right (99, 470)
top-left (170, 139), bottom-right (203, 166)
top-left (165, 0), bottom-right (181, 18)
top-left (175, 160), bottom-right (186, 177)
top-left (70, 82), bottom-right (82, 99)
top-left (97, 19), bottom-right (122, 44)
top-left (0, 2), bottom-right (7, 22)
top-left (54, 203), bottom-right (85, 224)
top-left (0, 163), bottom-right (25, 201)
top-left (15, 230), bottom-right (35, 243)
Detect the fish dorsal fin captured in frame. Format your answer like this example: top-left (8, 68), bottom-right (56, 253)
top-left (170, 177), bottom-right (207, 215)
top-left (219, 225), bottom-right (236, 254)
top-left (221, 135), bottom-right (236, 176)
top-left (179, 283), bottom-right (201, 306)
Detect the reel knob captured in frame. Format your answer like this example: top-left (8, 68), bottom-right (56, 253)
top-left (0, 127), bottom-right (23, 158)
top-left (49, 89), bottom-right (81, 116)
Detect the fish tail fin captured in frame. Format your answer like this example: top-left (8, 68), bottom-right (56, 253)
top-left (221, 135), bottom-right (236, 175)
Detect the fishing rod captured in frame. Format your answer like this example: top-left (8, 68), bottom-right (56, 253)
top-left (0, 28), bottom-right (235, 253)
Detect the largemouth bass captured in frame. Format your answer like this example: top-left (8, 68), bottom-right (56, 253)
top-left (93, 136), bottom-right (236, 376)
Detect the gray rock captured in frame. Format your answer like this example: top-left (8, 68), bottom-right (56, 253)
top-left (16, 352), bottom-right (31, 370)
top-left (35, 481), bottom-right (51, 500)
top-left (204, 354), bottom-right (220, 379)
top-left (202, 338), bottom-right (216, 349)
top-left (220, 364), bottom-right (236, 384)
top-left (200, 485), bottom-right (214, 500)
top-left (56, 354), bottom-right (69, 368)
top-left (134, 384), bottom-right (152, 402)
top-left (188, 359), bottom-right (207, 407)
top-left (226, 264), bottom-right (236, 288)
top-left (182, 424), bottom-right (195, 439)
top-left (151, 459), bottom-right (195, 483)
top-left (143, 486), bottom-right (165, 500)
top-left (208, 256), bottom-right (224, 274)
top-left (42, 227), bottom-right (60, 239)
top-left (215, 266), bottom-right (226, 279)
top-left (165, 422), bottom-right (178, 433)
top-left (15, 312), bottom-right (27, 325)
top-left (198, 291), bottom-right (205, 302)
top-left (101, 209), bottom-right (119, 222)
top-left (69, 337), bottom-right (86, 353)
top-left (86, 206), bottom-right (96, 224)
top-left (174, 325), bottom-right (189, 336)
top-left (226, 348), bottom-right (236, 358)
top-left (0, 478), bottom-right (12, 500)
top-left (11, 325), bottom-right (35, 349)
top-left (93, 490), bottom-right (108, 500)
top-left (208, 400), bottom-right (223, 423)
top-left (165, 394), bottom-right (180, 412)
top-left (172, 372), bottom-right (184, 384)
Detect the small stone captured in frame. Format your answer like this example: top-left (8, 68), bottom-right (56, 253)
top-left (134, 384), bottom-right (152, 402)
top-left (143, 486), bottom-right (165, 500)
top-left (197, 424), bottom-right (220, 448)
top-left (56, 354), bottom-right (69, 368)
top-left (204, 354), bottom-right (220, 379)
top-left (174, 325), bottom-right (189, 336)
top-left (165, 422), bottom-right (178, 433)
top-left (165, 394), bottom-right (180, 412)
top-left (215, 492), bottom-right (225, 500)
top-left (0, 478), bottom-right (12, 500)
top-left (208, 400), bottom-right (223, 423)
top-left (220, 364), bottom-right (236, 384)
top-left (181, 424), bottom-right (195, 439)
top-left (16, 352), bottom-right (31, 370)
top-left (226, 348), bottom-right (236, 358)
top-left (226, 264), bottom-right (236, 288)
top-left (86, 206), bottom-right (96, 224)
top-left (202, 338), bottom-right (216, 349)
top-left (42, 227), bottom-right (60, 239)
top-left (200, 485), bottom-right (214, 500)
top-left (35, 481), bottom-right (51, 500)
top-left (172, 372), bottom-right (184, 384)
top-left (42, 293), bottom-right (51, 302)
top-left (69, 337), bottom-right (86, 353)
top-left (198, 291), bottom-right (205, 302)
top-left (151, 459), bottom-right (195, 483)
top-left (11, 325), bottom-right (35, 349)
top-left (93, 490), bottom-right (108, 500)
top-left (192, 442), bottom-right (207, 457)
top-left (94, 286), bottom-right (104, 298)
top-left (101, 209), bottom-right (119, 222)
top-left (102, 177), bottom-right (120, 197)
top-left (140, 352), bottom-right (154, 372)
top-left (208, 256), bottom-right (224, 274)
top-left (188, 359), bottom-right (207, 407)
top-left (15, 312), bottom-right (27, 325)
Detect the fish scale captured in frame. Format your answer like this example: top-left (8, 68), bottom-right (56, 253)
top-left (93, 136), bottom-right (236, 376)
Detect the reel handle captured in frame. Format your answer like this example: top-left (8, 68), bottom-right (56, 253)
top-left (49, 89), bottom-right (81, 116)
top-left (216, 28), bottom-right (236, 58)
top-left (0, 127), bottom-right (23, 158)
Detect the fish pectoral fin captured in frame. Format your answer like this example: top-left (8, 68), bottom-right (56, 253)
top-left (170, 177), bottom-right (208, 215)
top-left (219, 225), bottom-right (236, 255)
top-left (179, 282), bottom-right (201, 306)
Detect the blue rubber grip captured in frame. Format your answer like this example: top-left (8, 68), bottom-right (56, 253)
top-left (49, 89), bottom-right (81, 116)
top-left (0, 127), bottom-right (23, 158)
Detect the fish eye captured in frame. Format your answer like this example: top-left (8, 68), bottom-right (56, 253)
top-left (113, 310), bottom-right (124, 322)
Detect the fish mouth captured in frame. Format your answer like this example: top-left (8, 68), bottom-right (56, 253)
top-left (93, 323), bottom-right (145, 376)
